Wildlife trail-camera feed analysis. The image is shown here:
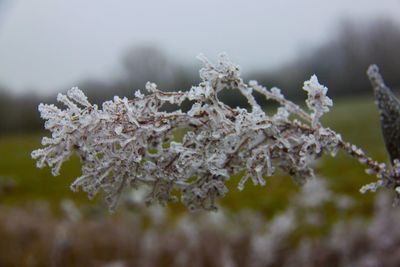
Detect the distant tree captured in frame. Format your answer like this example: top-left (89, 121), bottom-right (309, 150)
top-left (80, 46), bottom-right (197, 104)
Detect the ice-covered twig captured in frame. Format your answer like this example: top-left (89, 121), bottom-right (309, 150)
top-left (31, 55), bottom-right (399, 211)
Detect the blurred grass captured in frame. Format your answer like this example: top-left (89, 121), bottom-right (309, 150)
top-left (0, 95), bottom-right (389, 217)
top-left (0, 132), bottom-right (87, 209)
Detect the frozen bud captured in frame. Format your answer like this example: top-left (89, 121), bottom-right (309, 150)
top-left (115, 126), bottom-right (123, 135)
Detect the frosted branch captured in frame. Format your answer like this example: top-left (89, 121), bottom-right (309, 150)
top-left (32, 55), bottom-right (400, 211)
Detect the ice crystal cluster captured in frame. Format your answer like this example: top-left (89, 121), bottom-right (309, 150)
top-left (32, 55), bottom-right (400, 211)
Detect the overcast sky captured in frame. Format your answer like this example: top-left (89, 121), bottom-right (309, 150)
top-left (0, 0), bottom-right (400, 95)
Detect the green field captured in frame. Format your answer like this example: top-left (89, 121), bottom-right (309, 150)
top-left (0, 95), bottom-right (389, 217)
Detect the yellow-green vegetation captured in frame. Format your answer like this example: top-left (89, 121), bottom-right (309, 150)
top-left (0, 96), bottom-right (389, 217)
top-left (0, 133), bottom-right (87, 208)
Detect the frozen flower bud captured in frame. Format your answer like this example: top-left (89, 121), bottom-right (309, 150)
top-left (303, 75), bottom-right (333, 127)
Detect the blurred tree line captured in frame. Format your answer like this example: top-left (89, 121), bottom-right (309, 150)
top-left (0, 19), bottom-right (399, 135)
top-left (250, 19), bottom-right (400, 99)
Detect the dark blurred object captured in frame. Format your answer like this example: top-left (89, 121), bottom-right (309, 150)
top-left (0, 176), bottom-right (16, 195)
top-left (368, 64), bottom-right (400, 163)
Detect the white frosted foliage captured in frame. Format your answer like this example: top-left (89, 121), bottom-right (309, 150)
top-left (31, 54), bottom-right (400, 211)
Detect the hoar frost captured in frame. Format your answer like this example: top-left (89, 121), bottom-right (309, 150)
top-left (32, 54), bottom-right (400, 211)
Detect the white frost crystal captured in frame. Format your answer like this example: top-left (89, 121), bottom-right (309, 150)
top-left (303, 75), bottom-right (333, 127)
top-left (31, 55), bottom-right (400, 211)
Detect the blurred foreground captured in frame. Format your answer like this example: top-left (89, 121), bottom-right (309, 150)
top-left (0, 189), bottom-right (399, 267)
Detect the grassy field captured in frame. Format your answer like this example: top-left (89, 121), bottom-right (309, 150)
top-left (0, 95), bottom-right (389, 217)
